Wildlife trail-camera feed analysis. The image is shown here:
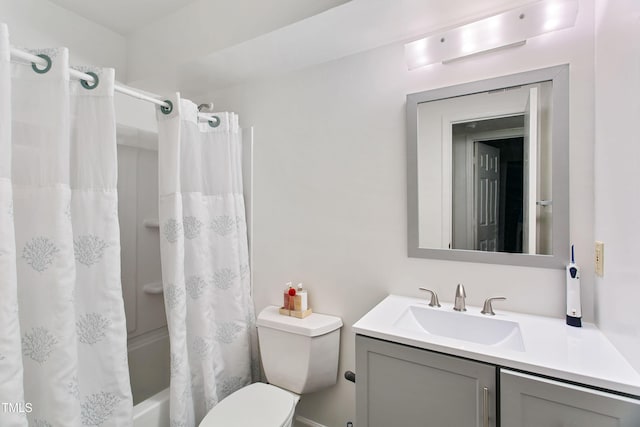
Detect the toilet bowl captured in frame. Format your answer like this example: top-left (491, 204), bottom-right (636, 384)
top-left (199, 306), bottom-right (342, 427)
top-left (198, 382), bottom-right (299, 427)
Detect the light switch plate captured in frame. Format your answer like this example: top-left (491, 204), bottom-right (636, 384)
top-left (595, 241), bottom-right (604, 277)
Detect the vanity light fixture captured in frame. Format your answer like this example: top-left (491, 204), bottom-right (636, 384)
top-left (405, 0), bottom-right (578, 70)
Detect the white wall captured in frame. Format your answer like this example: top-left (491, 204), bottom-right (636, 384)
top-left (594, 0), bottom-right (640, 372)
top-left (0, 0), bottom-right (127, 79)
top-left (1, 0), bottom-right (161, 133)
top-left (114, 93), bottom-right (158, 134)
top-left (208, 2), bottom-right (595, 425)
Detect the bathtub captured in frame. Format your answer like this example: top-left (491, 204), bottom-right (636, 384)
top-left (133, 387), bottom-right (170, 427)
top-left (131, 386), bottom-right (325, 427)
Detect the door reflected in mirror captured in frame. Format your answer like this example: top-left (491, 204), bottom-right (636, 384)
top-left (453, 117), bottom-right (525, 253)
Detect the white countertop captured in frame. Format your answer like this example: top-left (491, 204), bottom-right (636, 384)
top-left (352, 294), bottom-right (640, 397)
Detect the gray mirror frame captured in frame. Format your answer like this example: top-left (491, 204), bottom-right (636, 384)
top-left (407, 64), bottom-right (569, 269)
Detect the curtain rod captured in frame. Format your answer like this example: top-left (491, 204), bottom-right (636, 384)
top-left (9, 46), bottom-right (220, 126)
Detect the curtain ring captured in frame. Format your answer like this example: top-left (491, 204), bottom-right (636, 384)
top-left (208, 116), bottom-right (221, 128)
top-left (80, 71), bottom-right (99, 90)
top-left (31, 54), bottom-right (52, 74)
top-left (160, 100), bottom-right (173, 115)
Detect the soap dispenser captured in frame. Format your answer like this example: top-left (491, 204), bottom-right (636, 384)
top-left (283, 282), bottom-right (294, 310)
top-left (296, 283), bottom-right (308, 312)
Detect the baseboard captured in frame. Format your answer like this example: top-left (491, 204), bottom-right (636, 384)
top-left (295, 415), bottom-right (328, 427)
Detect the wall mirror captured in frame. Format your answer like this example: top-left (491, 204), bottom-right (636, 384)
top-left (407, 65), bottom-right (569, 268)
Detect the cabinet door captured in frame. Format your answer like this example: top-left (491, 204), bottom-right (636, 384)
top-left (501, 369), bottom-right (640, 427)
top-left (356, 335), bottom-right (496, 427)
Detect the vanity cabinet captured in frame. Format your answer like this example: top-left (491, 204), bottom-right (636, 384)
top-left (356, 335), bottom-right (640, 427)
top-left (501, 369), bottom-right (640, 426)
top-left (355, 335), bottom-right (497, 427)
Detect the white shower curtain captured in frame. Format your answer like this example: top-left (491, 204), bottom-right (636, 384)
top-left (157, 94), bottom-right (258, 427)
top-left (0, 24), bottom-right (132, 426)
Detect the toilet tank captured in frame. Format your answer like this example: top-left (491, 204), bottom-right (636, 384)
top-left (257, 306), bottom-right (342, 394)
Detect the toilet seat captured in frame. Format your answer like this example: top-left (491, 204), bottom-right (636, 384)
top-left (199, 382), bottom-right (299, 427)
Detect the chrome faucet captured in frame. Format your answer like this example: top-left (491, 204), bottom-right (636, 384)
top-left (453, 283), bottom-right (466, 312)
top-left (418, 287), bottom-right (441, 307)
top-left (481, 297), bottom-right (506, 316)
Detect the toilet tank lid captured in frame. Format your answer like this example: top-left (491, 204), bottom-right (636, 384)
top-left (257, 306), bottom-right (343, 337)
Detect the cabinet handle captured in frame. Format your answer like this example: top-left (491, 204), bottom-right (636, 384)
top-left (483, 387), bottom-right (489, 427)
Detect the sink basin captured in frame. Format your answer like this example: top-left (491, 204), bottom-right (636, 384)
top-left (353, 295), bottom-right (640, 396)
top-left (394, 305), bottom-right (525, 352)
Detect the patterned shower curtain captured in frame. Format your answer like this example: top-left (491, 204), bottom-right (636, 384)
top-left (157, 94), bottom-right (258, 427)
top-left (0, 24), bottom-right (132, 426)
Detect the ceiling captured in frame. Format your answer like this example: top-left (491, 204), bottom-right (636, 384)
top-left (47, 0), bottom-right (351, 36)
top-left (48, 0), bottom-right (199, 35)
top-left (44, 0), bottom-right (533, 96)
top-left (166, 0), bottom-right (532, 96)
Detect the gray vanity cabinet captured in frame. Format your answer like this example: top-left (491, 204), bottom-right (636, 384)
top-left (356, 335), bottom-right (497, 427)
top-left (501, 369), bottom-right (640, 426)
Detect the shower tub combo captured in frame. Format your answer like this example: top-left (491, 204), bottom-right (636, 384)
top-left (118, 124), bottom-right (254, 426)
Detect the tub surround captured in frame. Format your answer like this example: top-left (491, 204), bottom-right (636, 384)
top-left (354, 295), bottom-right (640, 397)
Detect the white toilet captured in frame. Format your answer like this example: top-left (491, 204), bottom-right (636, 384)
top-left (199, 305), bottom-right (343, 427)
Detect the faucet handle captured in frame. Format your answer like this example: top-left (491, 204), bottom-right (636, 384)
top-left (418, 287), bottom-right (441, 307)
top-left (481, 297), bottom-right (506, 316)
